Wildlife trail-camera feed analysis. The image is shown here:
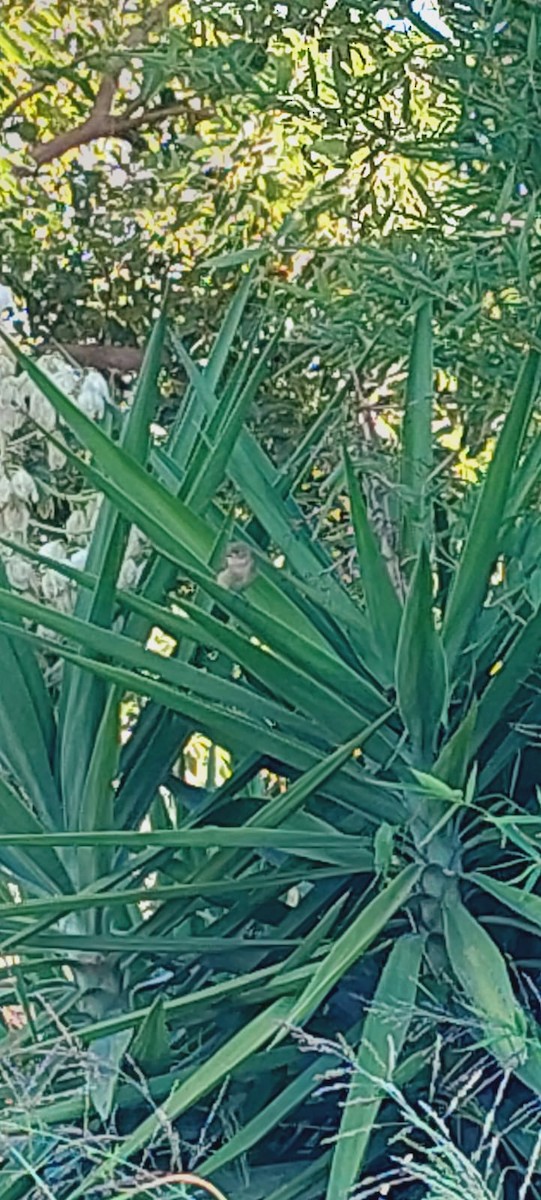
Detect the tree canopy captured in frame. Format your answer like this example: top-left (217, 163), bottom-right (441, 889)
top-left (0, 1), bottom-right (537, 411)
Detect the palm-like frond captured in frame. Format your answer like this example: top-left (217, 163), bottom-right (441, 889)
top-left (1, 280), bottom-right (541, 1199)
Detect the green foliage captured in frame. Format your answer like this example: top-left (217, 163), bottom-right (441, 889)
top-left (326, 934), bottom-right (423, 1200)
top-left (396, 542), bottom-right (447, 766)
top-left (4, 0), bottom-right (541, 469)
top-left (0, 278), bottom-right (541, 1199)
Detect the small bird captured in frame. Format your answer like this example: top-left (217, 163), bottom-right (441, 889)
top-left (216, 541), bottom-right (256, 592)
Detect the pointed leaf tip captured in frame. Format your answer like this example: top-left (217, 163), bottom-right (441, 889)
top-left (396, 542), bottom-right (447, 764)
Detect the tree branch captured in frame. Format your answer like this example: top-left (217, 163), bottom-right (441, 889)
top-left (1, 79), bottom-right (56, 123)
top-left (58, 344), bottom-right (149, 373)
top-left (30, 76), bottom-right (117, 166)
top-left (28, 96), bottom-right (205, 167)
top-left (119, 100), bottom-right (211, 133)
top-left (23, 0), bottom-right (183, 168)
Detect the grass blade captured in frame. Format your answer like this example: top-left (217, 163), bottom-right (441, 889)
top-left (443, 342), bottom-right (541, 672)
top-left (344, 446), bottom-right (401, 681)
top-left (327, 934), bottom-right (423, 1199)
top-left (396, 543), bottom-right (447, 765)
top-left (400, 299), bottom-right (433, 565)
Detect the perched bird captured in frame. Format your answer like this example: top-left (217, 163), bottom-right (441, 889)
top-left (216, 541), bottom-right (256, 592)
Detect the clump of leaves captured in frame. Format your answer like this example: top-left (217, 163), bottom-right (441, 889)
top-left (1, 275), bottom-right (541, 1200)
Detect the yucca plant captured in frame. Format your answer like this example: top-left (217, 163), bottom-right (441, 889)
top-left (1, 276), bottom-right (541, 1200)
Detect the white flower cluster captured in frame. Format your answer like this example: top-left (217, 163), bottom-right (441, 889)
top-left (0, 342), bottom-right (111, 552)
top-left (0, 345), bottom-right (108, 433)
top-left (4, 520), bottom-right (147, 632)
top-left (0, 467), bottom-right (38, 537)
top-left (0, 340), bottom-right (148, 623)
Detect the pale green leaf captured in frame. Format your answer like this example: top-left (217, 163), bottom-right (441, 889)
top-left (327, 935), bottom-right (423, 1199)
top-left (396, 543), bottom-right (447, 765)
